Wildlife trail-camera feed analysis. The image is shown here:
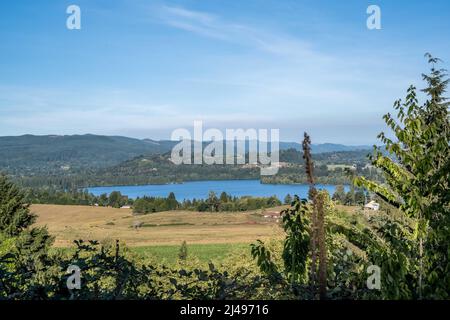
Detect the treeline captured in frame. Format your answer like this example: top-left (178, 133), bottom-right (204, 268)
top-left (24, 183), bottom-right (368, 212)
top-left (24, 188), bottom-right (284, 213)
top-left (331, 185), bottom-right (368, 206)
top-left (133, 192), bottom-right (179, 213)
top-left (25, 188), bottom-right (132, 208)
top-left (261, 163), bottom-right (382, 185)
top-left (12, 161), bottom-right (383, 190)
top-left (7, 149), bottom-right (378, 189)
top-left (133, 191), bottom-right (283, 214)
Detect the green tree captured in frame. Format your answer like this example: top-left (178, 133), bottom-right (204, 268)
top-left (207, 191), bottom-right (219, 212)
top-left (167, 192), bottom-right (178, 210)
top-left (108, 191), bottom-right (125, 208)
top-left (0, 175), bottom-right (36, 237)
top-left (0, 175), bottom-right (57, 299)
top-left (219, 192), bottom-right (229, 203)
top-left (354, 54), bottom-right (450, 298)
top-left (98, 193), bottom-right (108, 206)
top-left (354, 190), bottom-right (366, 205)
top-left (344, 185), bottom-right (356, 205)
top-left (332, 185), bottom-right (346, 204)
top-left (284, 194), bottom-right (293, 205)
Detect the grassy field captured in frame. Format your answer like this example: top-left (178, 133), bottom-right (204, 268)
top-left (51, 242), bottom-right (252, 264)
top-left (33, 204), bottom-right (285, 263)
top-left (32, 204), bottom-right (285, 248)
top-left (33, 204), bottom-right (360, 263)
top-left (131, 243), bottom-right (252, 264)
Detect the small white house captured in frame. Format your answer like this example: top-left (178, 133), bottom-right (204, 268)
top-left (120, 205), bottom-right (131, 209)
top-left (364, 201), bottom-right (380, 211)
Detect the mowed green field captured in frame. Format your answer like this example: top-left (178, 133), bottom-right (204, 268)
top-left (132, 243), bottom-right (251, 264)
top-left (51, 242), bottom-right (251, 265)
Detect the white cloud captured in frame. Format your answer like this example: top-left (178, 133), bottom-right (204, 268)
top-left (157, 5), bottom-right (318, 60)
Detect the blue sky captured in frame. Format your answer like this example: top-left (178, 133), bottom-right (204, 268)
top-left (0, 0), bottom-right (449, 144)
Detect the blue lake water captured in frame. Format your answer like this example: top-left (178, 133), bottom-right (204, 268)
top-left (88, 180), bottom-right (346, 201)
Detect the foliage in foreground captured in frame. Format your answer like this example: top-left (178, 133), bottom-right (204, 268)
top-left (251, 55), bottom-right (450, 300)
top-left (353, 54), bottom-right (450, 299)
top-left (0, 55), bottom-right (448, 300)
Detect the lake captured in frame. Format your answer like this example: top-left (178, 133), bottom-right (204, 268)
top-left (88, 180), bottom-right (346, 201)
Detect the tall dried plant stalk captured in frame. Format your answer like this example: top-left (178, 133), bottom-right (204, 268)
top-left (302, 133), bottom-right (318, 296)
top-left (302, 132), bottom-right (327, 299)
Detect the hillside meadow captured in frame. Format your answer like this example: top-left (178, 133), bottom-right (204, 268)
top-left (32, 204), bottom-right (288, 261)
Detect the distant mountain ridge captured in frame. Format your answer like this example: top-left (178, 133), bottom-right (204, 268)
top-left (0, 134), bottom-right (176, 174)
top-left (0, 134), bottom-right (372, 175)
top-left (278, 142), bottom-right (372, 153)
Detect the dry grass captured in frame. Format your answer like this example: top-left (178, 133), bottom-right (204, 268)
top-left (335, 204), bottom-right (361, 213)
top-left (32, 204), bottom-right (286, 248)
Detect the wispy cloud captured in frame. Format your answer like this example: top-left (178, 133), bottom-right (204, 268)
top-left (156, 5), bottom-right (317, 60)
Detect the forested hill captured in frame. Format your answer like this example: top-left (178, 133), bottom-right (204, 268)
top-left (0, 134), bottom-right (176, 174)
top-left (0, 134), bottom-right (372, 178)
top-left (61, 149), bottom-right (374, 187)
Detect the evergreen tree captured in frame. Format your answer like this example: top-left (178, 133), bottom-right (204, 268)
top-left (354, 190), bottom-right (366, 205)
top-left (207, 191), bottom-right (219, 212)
top-left (284, 194), bottom-right (293, 205)
top-left (344, 185), bottom-right (356, 205)
top-left (0, 175), bottom-right (36, 237)
top-left (220, 192), bottom-right (229, 203)
top-left (332, 185), bottom-right (346, 204)
top-left (167, 192), bottom-right (178, 210)
top-left (0, 175), bottom-right (57, 299)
